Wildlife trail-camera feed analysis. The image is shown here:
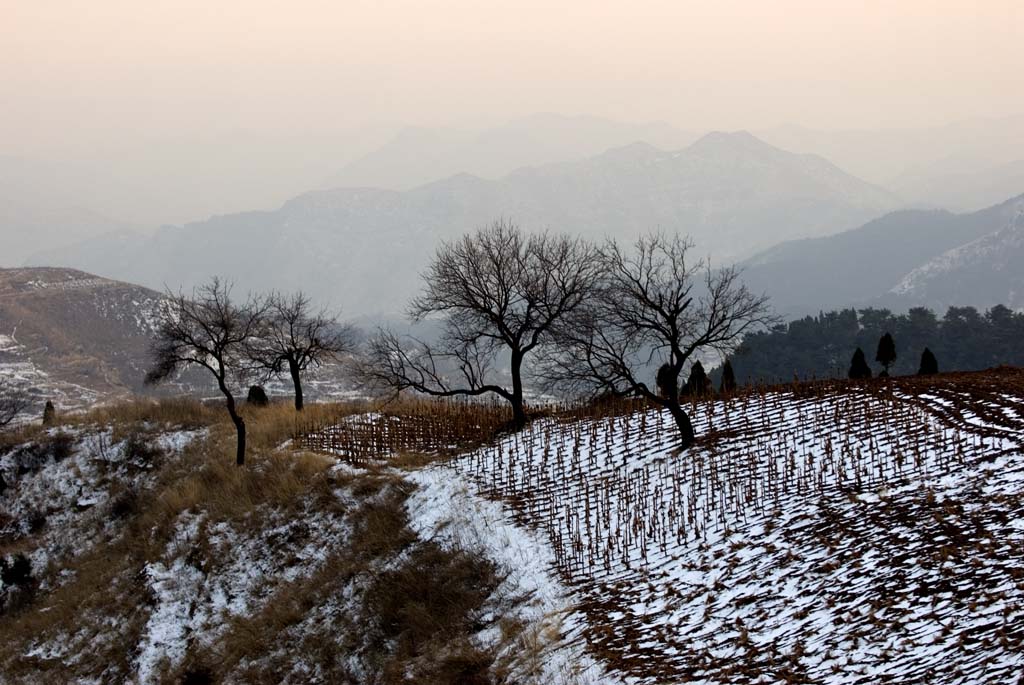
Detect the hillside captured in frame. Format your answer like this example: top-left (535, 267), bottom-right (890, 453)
top-left (30, 132), bottom-right (899, 317)
top-left (0, 268), bottom-right (165, 411)
top-left (4, 371), bottom-right (1023, 683)
top-left (0, 267), bottom-right (359, 415)
top-left (0, 401), bottom-right (611, 684)
top-left (741, 194), bottom-right (1024, 316)
top-left (403, 371), bottom-right (1024, 682)
top-left (891, 209), bottom-right (1024, 310)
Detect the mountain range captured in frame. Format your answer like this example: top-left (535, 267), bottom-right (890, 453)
top-left (28, 131), bottom-right (898, 317)
top-left (324, 113), bottom-right (699, 191)
top-left (741, 194), bottom-right (1024, 316)
top-left (8, 112), bottom-right (1024, 275)
top-left (758, 115), bottom-right (1024, 210)
top-left (890, 207), bottom-right (1024, 311)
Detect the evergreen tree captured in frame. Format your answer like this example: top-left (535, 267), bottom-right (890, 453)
top-left (875, 332), bottom-right (897, 377)
top-left (656, 363), bottom-right (677, 399)
top-left (720, 359), bottom-right (737, 394)
top-left (684, 361), bottom-right (710, 396)
top-left (713, 304), bottom-right (1024, 384)
top-left (41, 401), bottom-right (55, 426)
top-left (918, 347), bottom-right (939, 376)
top-left (246, 385), bottom-right (269, 407)
top-left (848, 347), bottom-right (872, 379)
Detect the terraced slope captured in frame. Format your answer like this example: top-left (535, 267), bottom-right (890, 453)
top-left (427, 371), bottom-right (1024, 683)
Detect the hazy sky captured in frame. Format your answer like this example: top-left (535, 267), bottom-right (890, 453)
top-left (2, 0), bottom-right (1023, 224)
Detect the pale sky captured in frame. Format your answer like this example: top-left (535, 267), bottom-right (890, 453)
top-left (2, 0), bottom-right (1023, 223)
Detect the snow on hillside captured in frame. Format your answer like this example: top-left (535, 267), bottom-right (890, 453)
top-left (421, 376), bottom-right (1024, 683)
top-left (891, 207), bottom-right (1024, 308)
top-left (0, 333), bottom-right (102, 417)
top-left (407, 468), bottom-right (622, 685)
top-left (1, 424), bottom-right (384, 681)
top-left (1, 427), bottom-right (206, 596)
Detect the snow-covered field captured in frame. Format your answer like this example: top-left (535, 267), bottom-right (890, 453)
top-left (419, 377), bottom-right (1024, 683)
top-left (5, 372), bottom-right (1024, 683)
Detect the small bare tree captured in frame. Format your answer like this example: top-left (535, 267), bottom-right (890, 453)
top-left (0, 380), bottom-right (30, 430)
top-left (359, 220), bottom-right (599, 428)
top-left (247, 292), bottom-right (354, 411)
top-left (540, 233), bottom-right (773, 449)
top-left (145, 278), bottom-right (266, 465)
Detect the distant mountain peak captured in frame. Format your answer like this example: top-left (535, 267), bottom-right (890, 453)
top-left (592, 140), bottom-right (663, 163)
top-left (686, 130), bottom-right (777, 155)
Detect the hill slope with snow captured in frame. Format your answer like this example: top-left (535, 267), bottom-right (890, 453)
top-left (742, 194), bottom-right (1024, 316)
top-left (891, 209), bottom-right (1024, 311)
top-left (414, 371), bottom-right (1024, 682)
top-left (5, 370), bottom-right (1022, 683)
top-left (0, 267), bottom-right (165, 412)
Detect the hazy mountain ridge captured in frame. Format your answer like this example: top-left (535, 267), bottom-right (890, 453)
top-left (0, 156), bottom-right (139, 267)
top-left (758, 115), bottom-right (1024, 210)
top-left (324, 113), bottom-right (699, 191)
top-left (891, 207), bottom-right (1024, 310)
top-left (741, 194), bottom-right (1024, 316)
top-left (889, 158), bottom-right (1024, 212)
top-left (30, 132), bottom-right (899, 316)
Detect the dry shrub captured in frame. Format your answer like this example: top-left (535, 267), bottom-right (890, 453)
top-left (362, 542), bottom-right (501, 684)
top-left (120, 429), bottom-right (166, 468)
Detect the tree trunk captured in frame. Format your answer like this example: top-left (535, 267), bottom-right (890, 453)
top-left (289, 357), bottom-right (304, 411)
top-left (510, 350), bottom-right (526, 428)
top-left (221, 384), bottom-right (247, 466)
top-left (233, 416), bottom-right (247, 466)
top-left (668, 401), bottom-right (696, 450)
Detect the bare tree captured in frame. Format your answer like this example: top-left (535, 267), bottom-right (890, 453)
top-left (359, 220), bottom-right (599, 428)
top-left (145, 278), bottom-right (267, 465)
top-left (540, 233), bottom-right (773, 449)
top-left (247, 292), bottom-right (354, 411)
top-left (0, 380), bottom-right (30, 430)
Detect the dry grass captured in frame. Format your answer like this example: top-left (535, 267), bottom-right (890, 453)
top-left (164, 473), bottom-right (503, 685)
top-left (0, 393), bottom-right (515, 684)
top-left (73, 396), bottom-right (223, 431)
top-left (362, 541), bottom-right (500, 684)
top-left (168, 473), bottom-right (412, 684)
top-left (0, 406), bottom-right (345, 682)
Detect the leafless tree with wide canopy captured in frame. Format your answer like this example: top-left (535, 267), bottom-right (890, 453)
top-left (540, 233), bottom-right (774, 449)
top-left (360, 220), bottom-right (600, 428)
top-left (247, 291), bottom-right (354, 411)
top-left (145, 278), bottom-right (267, 465)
